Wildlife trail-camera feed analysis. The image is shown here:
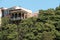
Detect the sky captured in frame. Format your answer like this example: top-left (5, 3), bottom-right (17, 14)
top-left (0, 0), bottom-right (60, 12)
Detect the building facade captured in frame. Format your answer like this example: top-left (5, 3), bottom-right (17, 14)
top-left (0, 9), bottom-right (2, 26)
top-left (32, 11), bottom-right (39, 17)
top-left (0, 6), bottom-right (38, 24)
top-left (1, 6), bottom-right (32, 21)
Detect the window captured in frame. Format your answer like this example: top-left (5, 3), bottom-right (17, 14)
top-left (18, 13), bottom-right (21, 17)
top-left (15, 13), bottom-right (17, 18)
top-left (11, 13), bottom-right (14, 18)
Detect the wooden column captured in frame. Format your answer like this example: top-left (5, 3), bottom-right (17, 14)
top-left (21, 12), bottom-right (22, 19)
top-left (10, 13), bottom-right (12, 18)
top-left (13, 13), bottom-right (15, 18)
top-left (17, 13), bottom-right (18, 17)
top-left (24, 13), bottom-right (25, 19)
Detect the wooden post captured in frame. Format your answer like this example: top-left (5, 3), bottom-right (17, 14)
top-left (23, 12), bottom-right (25, 19)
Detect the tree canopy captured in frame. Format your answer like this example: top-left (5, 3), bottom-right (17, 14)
top-left (0, 6), bottom-right (60, 40)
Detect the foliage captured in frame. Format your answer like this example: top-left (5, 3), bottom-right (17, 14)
top-left (0, 6), bottom-right (60, 40)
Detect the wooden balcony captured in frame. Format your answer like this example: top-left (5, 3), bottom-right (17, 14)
top-left (10, 17), bottom-right (24, 21)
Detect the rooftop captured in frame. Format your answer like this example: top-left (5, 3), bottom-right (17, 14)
top-left (8, 6), bottom-right (32, 13)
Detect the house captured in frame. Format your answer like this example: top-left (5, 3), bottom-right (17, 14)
top-left (32, 11), bottom-right (39, 17)
top-left (0, 6), bottom-right (38, 24)
top-left (0, 9), bottom-right (2, 26)
top-left (1, 6), bottom-right (32, 20)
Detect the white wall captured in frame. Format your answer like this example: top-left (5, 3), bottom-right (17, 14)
top-left (0, 9), bottom-right (2, 17)
top-left (0, 9), bottom-right (2, 26)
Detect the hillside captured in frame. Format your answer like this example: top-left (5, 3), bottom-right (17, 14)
top-left (0, 6), bottom-right (60, 40)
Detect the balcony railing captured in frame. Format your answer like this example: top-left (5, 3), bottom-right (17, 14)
top-left (10, 17), bottom-right (24, 21)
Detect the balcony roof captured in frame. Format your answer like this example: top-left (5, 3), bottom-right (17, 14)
top-left (8, 6), bottom-right (32, 13)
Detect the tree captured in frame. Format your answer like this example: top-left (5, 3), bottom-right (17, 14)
top-left (42, 31), bottom-right (55, 40)
top-left (1, 5), bottom-right (60, 40)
